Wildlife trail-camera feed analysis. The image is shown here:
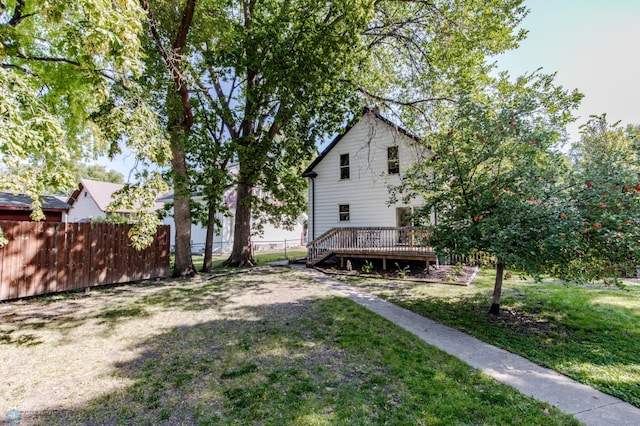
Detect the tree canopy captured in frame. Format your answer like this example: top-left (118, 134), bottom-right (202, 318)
top-left (0, 0), bottom-right (149, 198)
top-left (566, 115), bottom-right (640, 282)
top-left (1, 0), bottom-right (169, 246)
top-left (78, 164), bottom-right (125, 185)
top-left (401, 72), bottom-right (640, 313)
top-left (8, 0), bottom-right (612, 285)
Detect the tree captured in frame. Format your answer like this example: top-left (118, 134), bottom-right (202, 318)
top-left (134, 0), bottom-right (199, 276)
top-left (567, 115), bottom-right (640, 281)
top-left (0, 0), bottom-right (146, 197)
top-left (0, 0), bottom-right (169, 246)
top-left (79, 164), bottom-right (125, 185)
top-left (210, 0), bottom-right (372, 266)
top-left (185, 105), bottom-right (233, 273)
top-left (401, 72), bottom-right (583, 314)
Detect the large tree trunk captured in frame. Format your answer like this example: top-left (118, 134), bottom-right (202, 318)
top-left (201, 202), bottom-right (216, 272)
top-left (142, 0), bottom-right (196, 278)
top-left (170, 134), bottom-right (195, 277)
top-left (489, 262), bottom-right (505, 315)
top-left (225, 59), bottom-right (259, 267)
top-left (225, 177), bottom-right (254, 267)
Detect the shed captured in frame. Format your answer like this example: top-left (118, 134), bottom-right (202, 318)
top-left (0, 192), bottom-right (71, 222)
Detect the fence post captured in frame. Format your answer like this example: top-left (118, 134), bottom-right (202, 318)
top-left (284, 239), bottom-right (287, 259)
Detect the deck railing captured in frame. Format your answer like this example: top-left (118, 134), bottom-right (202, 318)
top-left (307, 227), bottom-right (432, 265)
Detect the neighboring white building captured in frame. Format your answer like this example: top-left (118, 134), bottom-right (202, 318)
top-left (66, 179), bottom-right (134, 222)
top-left (67, 178), bottom-right (305, 254)
top-left (302, 108), bottom-right (431, 242)
top-left (159, 175), bottom-right (306, 254)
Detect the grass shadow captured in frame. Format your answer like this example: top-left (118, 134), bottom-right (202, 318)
top-left (28, 296), bottom-right (577, 425)
top-left (0, 268), bottom-right (289, 348)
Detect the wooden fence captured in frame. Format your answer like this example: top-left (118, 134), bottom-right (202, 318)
top-left (446, 252), bottom-right (497, 267)
top-left (0, 221), bottom-right (170, 301)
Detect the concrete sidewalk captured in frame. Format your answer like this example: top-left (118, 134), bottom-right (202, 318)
top-left (294, 265), bottom-right (640, 426)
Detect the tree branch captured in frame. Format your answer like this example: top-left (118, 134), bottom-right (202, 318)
top-left (266, 104), bottom-right (281, 142)
top-left (11, 53), bottom-right (125, 83)
top-left (140, 0), bottom-right (195, 130)
top-left (1, 62), bottom-right (37, 76)
top-left (210, 73), bottom-right (240, 140)
top-left (196, 91), bottom-right (223, 146)
top-left (172, 0), bottom-right (196, 52)
top-left (354, 83), bottom-right (456, 107)
top-left (15, 52), bottom-right (81, 66)
top-left (7, 0), bottom-right (36, 27)
top-left (139, 0), bottom-right (171, 63)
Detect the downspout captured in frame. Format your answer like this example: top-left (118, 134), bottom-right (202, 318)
top-left (303, 171), bottom-right (317, 241)
top-left (310, 176), bottom-right (316, 240)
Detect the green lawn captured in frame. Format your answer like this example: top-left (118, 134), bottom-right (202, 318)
top-left (1, 268), bottom-right (578, 425)
top-left (341, 268), bottom-right (640, 408)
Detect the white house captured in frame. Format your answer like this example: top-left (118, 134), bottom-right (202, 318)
top-left (159, 166), bottom-right (306, 254)
top-left (67, 179), bottom-right (225, 251)
top-left (67, 178), bottom-right (305, 254)
top-left (302, 107), bottom-right (431, 242)
top-left (66, 179), bottom-right (150, 222)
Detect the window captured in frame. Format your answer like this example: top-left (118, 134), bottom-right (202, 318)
top-left (339, 204), bottom-right (350, 221)
top-left (387, 146), bottom-right (399, 174)
top-left (339, 153), bottom-right (350, 180)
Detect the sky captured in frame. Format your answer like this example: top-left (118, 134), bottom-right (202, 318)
top-left (495, 0), bottom-right (640, 141)
top-left (99, 0), bottom-right (640, 177)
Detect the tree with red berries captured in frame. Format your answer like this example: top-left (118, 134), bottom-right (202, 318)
top-left (401, 72), bottom-right (587, 314)
top-left (403, 80), bottom-right (640, 314)
top-left (567, 115), bottom-right (640, 281)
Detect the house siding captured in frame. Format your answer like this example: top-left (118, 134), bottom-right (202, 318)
top-left (67, 191), bottom-right (104, 222)
top-left (307, 112), bottom-right (428, 241)
top-left (162, 213), bottom-right (228, 253)
top-left (162, 206), bottom-right (305, 254)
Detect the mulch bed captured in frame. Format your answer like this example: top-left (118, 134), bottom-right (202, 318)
top-left (315, 257), bottom-right (478, 286)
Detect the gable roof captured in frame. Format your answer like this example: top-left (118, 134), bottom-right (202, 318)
top-left (67, 179), bottom-right (126, 212)
top-left (68, 179), bottom-right (169, 214)
top-left (302, 107), bottom-right (421, 178)
top-left (0, 192), bottom-right (71, 212)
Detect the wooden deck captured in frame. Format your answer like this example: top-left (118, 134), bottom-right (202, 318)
top-left (307, 227), bottom-right (438, 269)
top-left (332, 247), bottom-right (438, 270)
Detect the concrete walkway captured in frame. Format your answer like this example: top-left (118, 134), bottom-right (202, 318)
top-left (293, 265), bottom-right (640, 426)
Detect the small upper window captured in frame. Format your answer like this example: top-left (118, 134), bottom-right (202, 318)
top-left (339, 204), bottom-right (350, 221)
top-left (340, 153), bottom-right (350, 180)
top-left (387, 146), bottom-right (399, 174)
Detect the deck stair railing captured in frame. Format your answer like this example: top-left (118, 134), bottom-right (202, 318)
top-left (306, 227), bottom-right (431, 266)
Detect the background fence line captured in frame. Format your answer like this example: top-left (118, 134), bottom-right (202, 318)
top-left (188, 238), bottom-right (304, 255)
top-left (445, 252), bottom-right (496, 267)
top-left (0, 221), bottom-right (170, 301)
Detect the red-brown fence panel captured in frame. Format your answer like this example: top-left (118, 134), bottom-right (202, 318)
top-left (0, 221), bottom-right (170, 301)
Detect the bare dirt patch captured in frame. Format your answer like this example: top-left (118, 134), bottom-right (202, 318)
top-left (0, 267), bottom-right (339, 423)
top-left (315, 257), bottom-right (478, 286)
